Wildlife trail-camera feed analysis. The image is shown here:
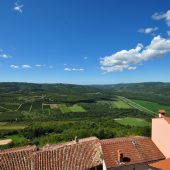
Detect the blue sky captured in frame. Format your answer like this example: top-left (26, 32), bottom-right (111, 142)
top-left (0, 0), bottom-right (170, 84)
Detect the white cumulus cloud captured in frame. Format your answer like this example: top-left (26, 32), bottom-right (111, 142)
top-left (128, 66), bottom-right (137, 71)
top-left (64, 67), bottom-right (84, 72)
top-left (100, 35), bottom-right (170, 72)
top-left (138, 27), bottom-right (158, 34)
top-left (22, 65), bottom-right (31, 69)
top-left (0, 54), bottom-right (11, 59)
top-left (152, 10), bottom-right (170, 26)
top-left (0, 49), bottom-right (12, 59)
top-left (35, 64), bottom-right (46, 67)
top-left (13, 2), bottom-right (24, 13)
top-left (10, 65), bottom-right (19, 69)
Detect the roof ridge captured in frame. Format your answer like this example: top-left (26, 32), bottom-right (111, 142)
top-left (0, 145), bottom-right (37, 153)
top-left (101, 136), bottom-right (149, 144)
top-left (42, 137), bottom-right (99, 150)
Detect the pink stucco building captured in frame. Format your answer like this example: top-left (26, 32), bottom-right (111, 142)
top-left (152, 110), bottom-right (170, 159)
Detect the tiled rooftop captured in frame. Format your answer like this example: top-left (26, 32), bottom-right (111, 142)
top-left (149, 158), bottom-right (170, 170)
top-left (42, 136), bottom-right (98, 150)
top-left (0, 136), bottom-right (166, 170)
top-left (100, 136), bottom-right (165, 169)
top-left (0, 137), bottom-right (102, 170)
top-left (0, 145), bottom-right (37, 170)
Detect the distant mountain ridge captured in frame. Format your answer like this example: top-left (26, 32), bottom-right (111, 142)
top-left (0, 82), bottom-right (170, 105)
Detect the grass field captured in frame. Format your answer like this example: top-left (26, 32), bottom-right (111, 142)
top-left (112, 100), bottom-right (132, 109)
top-left (59, 104), bottom-right (86, 113)
top-left (117, 96), bottom-right (156, 115)
top-left (69, 104), bottom-right (86, 112)
top-left (58, 104), bottom-right (69, 113)
top-left (5, 135), bottom-right (27, 143)
top-left (0, 134), bottom-right (28, 147)
top-left (115, 117), bottom-right (150, 127)
top-left (98, 99), bottom-right (132, 109)
top-left (0, 123), bottom-right (26, 130)
top-left (132, 99), bottom-right (170, 116)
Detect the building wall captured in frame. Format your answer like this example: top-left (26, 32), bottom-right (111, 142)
top-left (152, 118), bottom-right (170, 158)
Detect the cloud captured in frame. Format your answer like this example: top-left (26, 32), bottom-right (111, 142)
top-left (13, 2), bottom-right (24, 13)
top-left (138, 27), bottom-right (158, 34)
top-left (167, 31), bottom-right (170, 36)
top-left (21, 65), bottom-right (31, 69)
top-left (10, 64), bottom-right (54, 70)
top-left (100, 35), bottom-right (170, 72)
top-left (10, 65), bottom-right (19, 69)
top-left (0, 54), bottom-right (12, 59)
top-left (0, 49), bottom-right (12, 59)
top-left (128, 66), bottom-right (137, 71)
top-left (152, 10), bottom-right (170, 26)
top-left (64, 67), bottom-right (84, 72)
top-left (35, 64), bottom-right (46, 67)
top-left (83, 57), bottom-right (88, 60)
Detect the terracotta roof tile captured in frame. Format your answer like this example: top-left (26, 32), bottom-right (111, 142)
top-left (34, 140), bottom-right (101, 170)
top-left (0, 145), bottom-right (37, 170)
top-left (149, 158), bottom-right (170, 170)
top-left (42, 136), bottom-right (98, 150)
top-left (0, 137), bottom-right (102, 170)
top-left (100, 136), bottom-right (165, 169)
top-left (164, 117), bottom-right (170, 124)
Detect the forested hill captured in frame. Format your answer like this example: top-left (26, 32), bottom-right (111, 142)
top-left (95, 82), bottom-right (170, 95)
top-left (94, 82), bottom-right (170, 105)
top-left (0, 83), bottom-right (98, 94)
top-left (0, 82), bottom-right (170, 105)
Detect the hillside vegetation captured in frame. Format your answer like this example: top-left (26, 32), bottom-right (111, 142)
top-left (0, 82), bottom-right (169, 149)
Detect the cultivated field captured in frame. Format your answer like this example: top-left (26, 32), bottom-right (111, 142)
top-left (117, 96), bottom-right (157, 115)
top-left (0, 122), bottom-right (26, 130)
top-left (111, 100), bottom-right (132, 109)
top-left (58, 104), bottom-right (86, 113)
top-left (114, 117), bottom-right (150, 127)
top-left (0, 82), bottom-right (170, 148)
top-left (132, 100), bottom-right (170, 116)
top-left (0, 99), bottom-right (87, 122)
top-left (97, 99), bottom-right (132, 109)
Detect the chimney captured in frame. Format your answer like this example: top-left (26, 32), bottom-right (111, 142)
top-left (74, 136), bottom-right (79, 143)
top-left (158, 109), bottom-right (166, 118)
top-left (117, 150), bottom-right (124, 162)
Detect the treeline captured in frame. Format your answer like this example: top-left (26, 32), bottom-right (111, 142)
top-left (17, 108), bottom-right (152, 122)
top-left (0, 118), bottom-right (151, 148)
